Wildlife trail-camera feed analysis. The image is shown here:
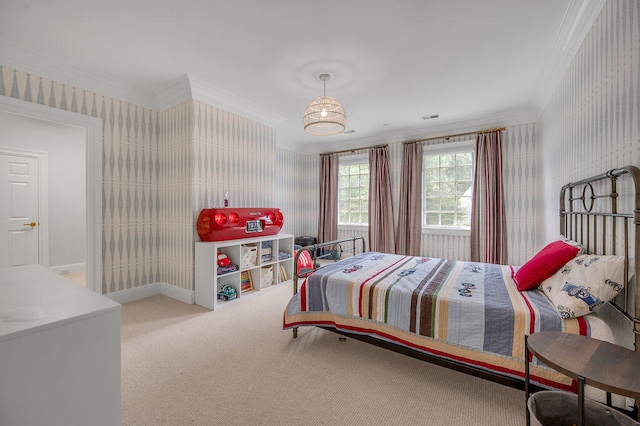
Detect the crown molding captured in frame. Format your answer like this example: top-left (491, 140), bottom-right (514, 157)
top-left (187, 75), bottom-right (287, 128)
top-left (154, 74), bottom-right (287, 128)
top-left (0, 40), bottom-right (158, 109)
top-left (531, 0), bottom-right (606, 116)
top-left (0, 41), bottom-right (288, 128)
top-left (153, 74), bottom-right (193, 111)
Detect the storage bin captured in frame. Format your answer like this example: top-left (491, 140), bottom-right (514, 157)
top-left (261, 266), bottom-right (273, 287)
top-left (528, 391), bottom-right (639, 426)
top-left (241, 244), bottom-right (258, 268)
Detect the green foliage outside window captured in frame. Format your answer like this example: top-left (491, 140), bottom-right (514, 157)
top-left (339, 162), bottom-right (369, 225)
top-left (424, 151), bottom-right (473, 228)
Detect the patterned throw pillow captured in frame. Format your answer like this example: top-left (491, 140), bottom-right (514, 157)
top-left (541, 255), bottom-right (625, 318)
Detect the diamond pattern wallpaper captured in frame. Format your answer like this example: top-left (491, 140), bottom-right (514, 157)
top-left (537, 0), bottom-right (639, 244)
top-left (0, 66), bottom-right (162, 294)
top-left (0, 66), bottom-right (276, 294)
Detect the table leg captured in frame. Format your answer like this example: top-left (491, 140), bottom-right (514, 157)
top-left (578, 376), bottom-right (585, 426)
top-left (525, 335), bottom-right (530, 426)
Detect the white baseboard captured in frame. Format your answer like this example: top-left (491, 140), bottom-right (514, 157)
top-left (106, 282), bottom-right (195, 305)
top-left (158, 282), bottom-right (195, 304)
top-left (49, 263), bottom-right (86, 274)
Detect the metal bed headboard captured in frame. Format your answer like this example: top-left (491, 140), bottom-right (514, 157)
top-left (559, 165), bottom-right (640, 351)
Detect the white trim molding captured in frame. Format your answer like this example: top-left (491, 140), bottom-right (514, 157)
top-left (0, 40), bottom-right (157, 109)
top-left (155, 74), bottom-right (287, 128)
top-left (49, 262), bottom-right (86, 274)
top-left (532, 0), bottom-right (607, 115)
top-left (0, 95), bottom-right (103, 294)
top-left (105, 282), bottom-right (195, 305)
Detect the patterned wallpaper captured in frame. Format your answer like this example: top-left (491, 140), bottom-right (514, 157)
top-left (537, 0), bottom-right (639, 244)
top-left (159, 101), bottom-right (193, 290)
top-left (0, 65), bottom-right (278, 294)
top-left (0, 65), bottom-right (162, 294)
top-left (503, 123), bottom-right (537, 264)
top-left (276, 147), bottom-right (316, 238)
top-left (0, 63), bottom-right (553, 295)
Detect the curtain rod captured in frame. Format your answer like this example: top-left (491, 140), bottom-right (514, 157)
top-left (402, 127), bottom-right (506, 145)
top-left (319, 143), bottom-right (388, 156)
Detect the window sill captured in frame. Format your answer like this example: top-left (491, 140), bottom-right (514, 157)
top-left (422, 227), bottom-right (470, 236)
top-left (338, 224), bottom-right (368, 231)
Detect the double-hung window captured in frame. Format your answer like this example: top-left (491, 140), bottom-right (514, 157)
top-left (338, 154), bottom-right (369, 226)
top-left (423, 140), bottom-right (475, 232)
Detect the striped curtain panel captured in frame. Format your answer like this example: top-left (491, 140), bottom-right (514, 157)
top-left (395, 142), bottom-right (423, 255)
top-left (470, 131), bottom-right (508, 264)
top-left (368, 147), bottom-right (396, 253)
top-left (317, 153), bottom-right (339, 244)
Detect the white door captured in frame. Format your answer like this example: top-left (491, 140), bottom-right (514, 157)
top-left (0, 154), bottom-right (39, 267)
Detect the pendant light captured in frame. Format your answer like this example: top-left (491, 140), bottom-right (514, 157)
top-left (303, 73), bottom-right (346, 136)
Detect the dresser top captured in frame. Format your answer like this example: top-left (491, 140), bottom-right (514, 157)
top-left (0, 265), bottom-right (120, 341)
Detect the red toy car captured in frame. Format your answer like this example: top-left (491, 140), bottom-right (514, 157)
top-left (197, 208), bottom-right (284, 242)
top-left (217, 253), bottom-right (231, 267)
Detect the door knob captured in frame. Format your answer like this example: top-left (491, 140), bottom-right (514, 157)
top-left (23, 222), bottom-right (37, 228)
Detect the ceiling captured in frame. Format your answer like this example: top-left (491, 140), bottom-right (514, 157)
top-left (0, 0), bottom-right (605, 153)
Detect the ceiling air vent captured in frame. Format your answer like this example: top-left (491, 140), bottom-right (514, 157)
top-left (422, 114), bottom-right (439, 120)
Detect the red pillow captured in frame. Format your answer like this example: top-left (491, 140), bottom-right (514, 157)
top-left (514, 241), bottom-right (580, 291)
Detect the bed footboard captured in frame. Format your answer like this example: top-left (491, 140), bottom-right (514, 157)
top-left (291, 236), bottom-right (366, 338)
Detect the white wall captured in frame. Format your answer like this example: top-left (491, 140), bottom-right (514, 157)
top-left (0, 110), bottom-right (86, 268)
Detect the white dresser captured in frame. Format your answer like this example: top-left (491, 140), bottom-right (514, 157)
top-left (0, 265), bottom-right (121, 426)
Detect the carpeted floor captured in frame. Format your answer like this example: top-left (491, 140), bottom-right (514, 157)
top-left (121, 283), bottom-right (525, 425)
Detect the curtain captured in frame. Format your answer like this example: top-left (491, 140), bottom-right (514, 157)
top-left (395, 142), bottom-right (423, 255)
top-left (470, 130), bottom-right (508, 264)
top-left (368, 146), bottom-right (395, 253)
top-left (317, 153), bottom-right (338, 244)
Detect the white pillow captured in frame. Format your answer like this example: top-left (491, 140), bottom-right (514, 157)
top-left (541, 254), bottom-right (625, 319)
top-left (556, 236), bottom-right (585, 254)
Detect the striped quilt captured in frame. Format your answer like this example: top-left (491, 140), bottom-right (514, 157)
top-left (283, 252), bottom-right (591, 391)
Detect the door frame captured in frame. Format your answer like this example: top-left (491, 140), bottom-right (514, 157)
top-left (0, 148), bottom-right (49, 267)
top-left (0, 96), bottom-right (103, 294)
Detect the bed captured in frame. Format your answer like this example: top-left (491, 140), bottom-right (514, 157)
top-left (283, 165), bottom-right (640, 410)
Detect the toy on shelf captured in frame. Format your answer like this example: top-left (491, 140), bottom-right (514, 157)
top-left (217, 253), bottom-right (231, 267)
top-left (217, 285), bottom-right (237, 301)
top-left (216, 252), bottom-right (239, 275)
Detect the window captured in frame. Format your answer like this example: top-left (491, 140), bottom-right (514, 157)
top-left (338, 155), bottom-right (369, 225)
top-left (423, 141), bottom-right (474, 230)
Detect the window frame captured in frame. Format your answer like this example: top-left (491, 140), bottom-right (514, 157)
top-left (337, 154), bottom-right (369, 228)
top-left (422, 140), bottom-right (475, 236)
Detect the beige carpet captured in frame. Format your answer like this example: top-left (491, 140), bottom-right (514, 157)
top-left (121, 284), bottom-right (525, 425)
